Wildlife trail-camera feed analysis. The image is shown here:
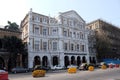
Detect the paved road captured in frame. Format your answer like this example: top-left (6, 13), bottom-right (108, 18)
top-left (9, 68), bottom-right (120, 80)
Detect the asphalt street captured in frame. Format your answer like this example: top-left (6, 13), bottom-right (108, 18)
top-left (9, 68), bottom-right (120, 80)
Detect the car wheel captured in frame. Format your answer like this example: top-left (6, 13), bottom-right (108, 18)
top-left (14, 71), bottom-right (17, 74)
top-left (25, 70), bottom-right (28, 73)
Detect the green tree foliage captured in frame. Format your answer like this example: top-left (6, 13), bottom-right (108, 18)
top-left (4, 21), bottom-right (19, 31)
top-left (95, 31), bottom-right (111, 61)
top-left (3, 36), bottom-right (26, 68)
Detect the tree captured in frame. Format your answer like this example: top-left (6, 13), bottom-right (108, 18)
top-left (95, 30), bottom-right (111, 61)
top-left (4, 21), bottom-right (19, 31)
top-left (3, 36), bottom-right (26, 69)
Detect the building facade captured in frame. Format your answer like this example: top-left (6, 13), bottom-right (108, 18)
top-left (21, 9), bottom-right (92, 69)
top-left (87, 19), bottom-right (120, 61)
top-left (0, 28), bottom-right (21, 38)
top-left (87, 29), bottom-right (97, 63)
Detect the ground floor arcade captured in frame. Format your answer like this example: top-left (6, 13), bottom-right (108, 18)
top-left (28, 52), bottom-right (96, 69)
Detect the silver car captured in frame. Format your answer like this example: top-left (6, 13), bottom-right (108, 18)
top-left (11, 67), bottom-right (29, 73)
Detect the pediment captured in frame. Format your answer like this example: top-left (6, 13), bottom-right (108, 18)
top-left (60, 10), bottom-right (85, 23)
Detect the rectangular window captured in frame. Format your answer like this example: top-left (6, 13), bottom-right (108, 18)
top-left (64, 43), bottom-right (67, 51)
top-left (52, 28), bottom-right (57, 35)
top-left (80, 32), bottom-right (84, 39)
top-left (63, 31), bottom-right (67, 36)
top-left (80, 45), bottom-right (84, 52)
top-left (77, 33), bottom-right (79, 38)
top-left (43, 18), bottom-right (48, 24)
top-left (43, 42), bottom-right (47, 51)
top-left (69, 21), bottom-right (72, 26)
top-left (63, 18), bottom-right (67, 25)
top-left (71, 44), bottom-right (74, 51)
top-left (37, 17), bottom-right (40, 21)
top-left (95, 24), bottom-right (98, 29)
top-left (73, 32), bottom-right (76, 38)
top-left (32, 16), bottom-right (34, 21)
top-left (69, 32), bottom-right (72, 37)
top-left (34, 16), bottom-right (37, 21)
top-left (53, 42), bottom-right (57, 51)
top-left (50, 19), bottom-right (54, 23)
top-left (43, 28), bottom-right (47, 35)
top-left (34, 41), bottom-right (39, 51)
top-left (40, 17), bottom-right (42, 22)
top-left (89, 26), bottom-right (92, 29)
top-left (77, 44), bottom-right (79, 51)
top-left (35, 27), bottom-right (39, 34)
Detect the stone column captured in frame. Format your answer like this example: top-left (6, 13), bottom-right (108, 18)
top-left (48, 54), bottom-right (52, 68)
top-left (59, 53), bottom-right (64, 67)
top-left (28, 54), bottom-right (33, 69)
top-left (20, 54), bottom-right (22, 67)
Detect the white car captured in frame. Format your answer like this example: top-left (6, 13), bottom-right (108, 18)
top-left (52, 65), bottom-right (64, 70)
top-left (67, 65), bottom-right (78, 68)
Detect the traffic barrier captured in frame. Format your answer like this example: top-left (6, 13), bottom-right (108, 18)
top-left (109, 64), bottom-right (113, 68)
top-left (88, 66), bottom-right (94, 71)
top-left (0, 72), bottom-right (8, 80)
top-left (101, 65), bottom-right (107, 69)
top-left (115, 64), bottom-right (119, 68)
top-left (32, 70), bottom-right (46, 77)
top-left (68, 67), bottom-right (77, 73)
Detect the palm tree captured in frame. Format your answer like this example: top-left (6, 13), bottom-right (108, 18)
top-left (4, 21), bottom-right (19, 31)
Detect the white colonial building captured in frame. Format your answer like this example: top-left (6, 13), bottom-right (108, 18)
top-left (21, 9), bottom-right (92, 69)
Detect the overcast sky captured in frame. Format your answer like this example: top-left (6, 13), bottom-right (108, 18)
top-left (0, 0), bottom-right (120, 27)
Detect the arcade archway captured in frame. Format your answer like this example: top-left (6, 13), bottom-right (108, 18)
top-left (33, 56), bottom-right (41, 67)
top-left (64, 56), bottom-right (69, 68)
top-left (89, 57), bottom-right (92, 63)
top-left (82, 56), bottom-right (87, 63)
top-left (93, 57), bottom-right (96, 64)
top-left (71, 56), bottom-right (75, 65)
top-left (42, 56), bottom-right (48, 67)
top-left (53, 56), bottom-right (58, 66)
top-left (77, 56), bottom-right (81, 66)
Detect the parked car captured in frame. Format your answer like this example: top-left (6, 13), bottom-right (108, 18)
top-left (52, 65), bottom-right (64, 70)
top-left (11, 67), bottom-right (29, 73)
top-left (33, 65), bottom-right (50, 71)
top-left (100, 62), bottom-right (109, 68)
top-left (67, 65), bottom-right (78, 68)
top-left (79, 63), bottom-right (88, 70)
top-left (95, 63), bottom-right (101, 68)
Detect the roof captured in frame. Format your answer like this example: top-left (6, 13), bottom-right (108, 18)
top-left (0, 28), bottom-right (21, 33)
top-left (60, 10), bottom-right (85, 22)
